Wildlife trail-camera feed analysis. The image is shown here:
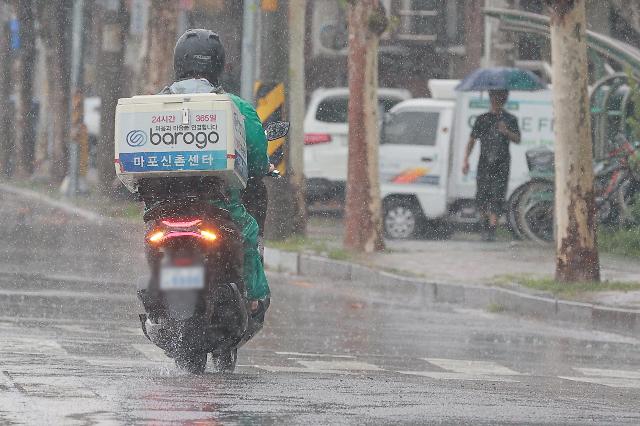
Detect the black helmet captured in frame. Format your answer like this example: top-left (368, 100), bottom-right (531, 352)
top-left (174, 29), bottom-right (225, 84)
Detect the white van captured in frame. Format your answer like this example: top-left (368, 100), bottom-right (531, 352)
top-left (380, 80), bottom-right (554, 238)
top-left (304, 87), bottom-right (411, 203)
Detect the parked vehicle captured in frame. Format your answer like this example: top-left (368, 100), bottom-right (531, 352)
top-left (303, 87), bottom-right (411, 204)
top-left (379, 80), bottom-right (555, 238)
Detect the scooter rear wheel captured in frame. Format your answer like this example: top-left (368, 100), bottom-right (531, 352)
top-left (211, 349), bottom-right (237, 373)
top-left (174, 350), bottom-right (208, 374)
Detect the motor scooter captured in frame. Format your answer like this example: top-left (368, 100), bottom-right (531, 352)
top-left (137, 121), bottom-right (289, 374)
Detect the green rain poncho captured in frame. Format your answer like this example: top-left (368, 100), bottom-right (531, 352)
top-left (161, 79), bottom-right (270, 300)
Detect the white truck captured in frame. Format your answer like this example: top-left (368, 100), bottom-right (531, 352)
top-left (303, 80), bottom-right (555, 239)
top-left (378, 80), bottom-right (554, 238)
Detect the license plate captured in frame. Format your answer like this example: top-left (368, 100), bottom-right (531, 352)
top-left (160, 266), bottom-right (205, 290)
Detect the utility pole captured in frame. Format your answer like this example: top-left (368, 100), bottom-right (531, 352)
top-left (545, 0), bottom-right (600, 282)
top-left (287, 0), bottom-right (306, 235)
top-left (13, 0), bottom-right (36, 178)
top-left (241, 0), bottom-right (258, 103)
top-left (344, 0), bottom-right (386, 253)
top-left (257, 0), bottom-right (295, 240)
top-left (0, 3), bottom-right (12, 178)
top-left (146, 0), bottom-right (178, 93)
top-left (96, 0), bottom-right (128, 194)
top-left (63, 0), bottom-right (86, 196)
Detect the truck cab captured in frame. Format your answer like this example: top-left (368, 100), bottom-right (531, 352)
top-left (379, 98), bottom-right (455, 239)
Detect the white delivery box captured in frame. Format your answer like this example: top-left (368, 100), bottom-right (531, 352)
top-left (114, 93), bottom-right (248, 193)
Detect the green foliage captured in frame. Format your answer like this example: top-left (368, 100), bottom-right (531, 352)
top-left (598, 226), bottom-right (640, 258)
top-left (628, 193), bottom-right (640, 224)
top-left (367, 6), bottom-right (389, 36)
top-left (630, 150), bottom-right (640, 177)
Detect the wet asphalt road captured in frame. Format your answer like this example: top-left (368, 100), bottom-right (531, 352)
top-left (1, 191), bottom-right (640, 425)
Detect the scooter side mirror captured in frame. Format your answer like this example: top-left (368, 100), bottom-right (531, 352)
top-left (264, 121), bottom-right (290, 141)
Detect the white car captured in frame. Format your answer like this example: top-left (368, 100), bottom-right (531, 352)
top-left (303, 87), bottom-right (411, 203)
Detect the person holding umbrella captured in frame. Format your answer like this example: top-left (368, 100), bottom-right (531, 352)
top-left (462, 89), bottom-right (520, 241)
top-left (457, 68), bottom-right (546, 241)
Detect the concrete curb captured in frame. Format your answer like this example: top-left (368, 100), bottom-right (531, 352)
top-left (0, 183), bottom-right (107, 224)
top-left (265, 247), bottom-right (640, 337)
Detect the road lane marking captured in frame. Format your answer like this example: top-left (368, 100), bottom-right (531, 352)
top-left (398, 358), bottom-right (525, 382)
top-left (253, 359), bottom-right (383, 375)
top-left (559, 376), bottom-right (640, 389)
top-left (559, 367), bottom-right (640, 389)
top-left (252, 365), bottom-right (356, 374)
top-left (132, 344), bottom-right (168, 362)
top-left (398, 371), bottom-right (519, 382)
top-left (574, 367), bottom-right (640, 379)
top-left (296, 360), bottom-right (384, 371)
top-left (0, 338), bottom-right (68, 356)
top-left (423, 358), bottom-right (524, 376)
top-left (275, 351), bottom-right (355, 358)
top-left (6, 375), bottom-right (98, 398)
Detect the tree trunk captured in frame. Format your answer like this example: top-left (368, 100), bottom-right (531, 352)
top-left (96, 0), bottom-right (128, 193)
top-left (0, 4), bottom-right (12, 177)
top-left (145, 0), bottom-right (178, 93)
top-left (546, 0), bottom-right (600, 282)
top-left (13, 0), bottom-right (36, 178)
top-left (344, 0), bottom-right (385, 253)
top-left (38, 0), bottom-right (72, 183)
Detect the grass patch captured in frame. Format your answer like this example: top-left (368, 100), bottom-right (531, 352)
top-left (486, 303), bottom-right (506, 313)
top-left (327, 248), bottom-right (351, 261)
top-left (598, 227), bottom-right (640, 258)
top-left (496, 274), bottom-right (640, 297)
top-left (380, 267), bottom-right (425, 278)
top-left (266, 235), bottom-right (327, 252)
top-left (266, 235), bottom-right (352, 261)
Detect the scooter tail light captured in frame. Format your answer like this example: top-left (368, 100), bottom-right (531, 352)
top-left (161, 219), bottom-right (203, 228)
top-left (147, 230), bottom-right (165, 244)
top-left (200, 229), bottom-right (218, 242)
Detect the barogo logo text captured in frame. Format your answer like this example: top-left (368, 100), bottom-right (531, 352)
top-left (126, 130), bottom-right (148, 147)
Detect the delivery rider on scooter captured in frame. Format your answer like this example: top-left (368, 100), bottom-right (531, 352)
top-left (157, 29), bottom-right (272, 320)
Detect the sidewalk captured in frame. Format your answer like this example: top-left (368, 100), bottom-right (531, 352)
top-left (306, 214), bottom-right (640, 309)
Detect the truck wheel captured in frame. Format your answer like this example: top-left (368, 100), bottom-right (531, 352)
top-left (384, 199), bottom-right (420, 239)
